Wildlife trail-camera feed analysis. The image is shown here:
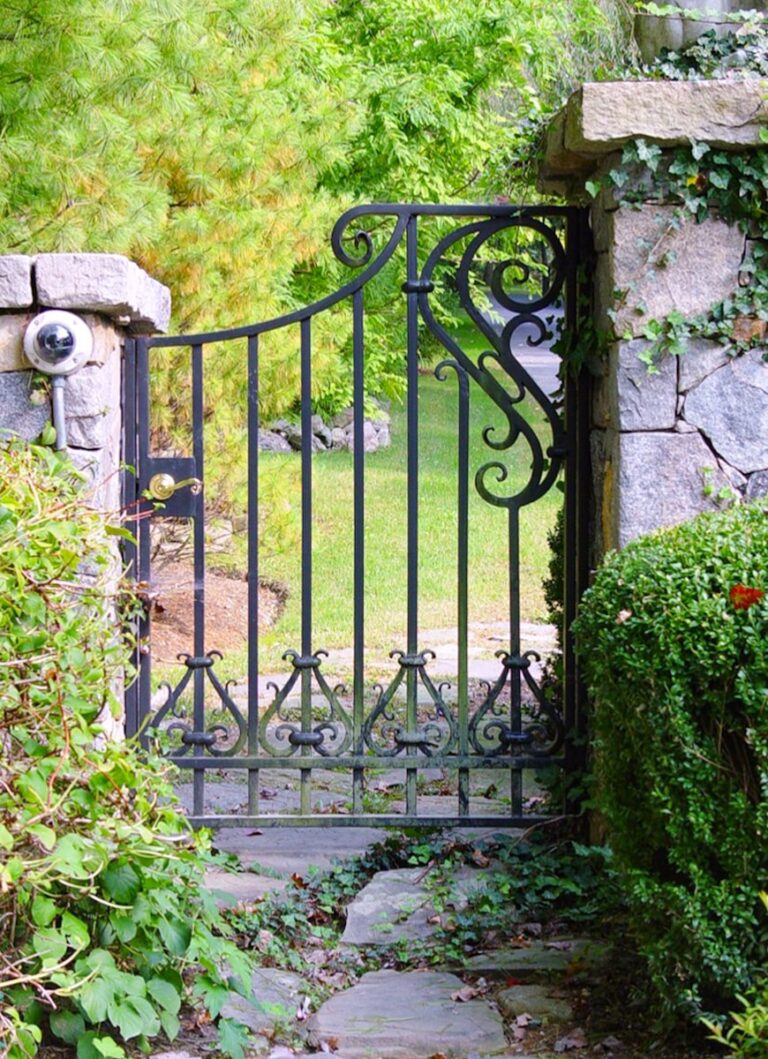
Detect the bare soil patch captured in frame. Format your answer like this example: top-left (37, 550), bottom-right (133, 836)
top-left (148, 562), bottom-right (285, 663)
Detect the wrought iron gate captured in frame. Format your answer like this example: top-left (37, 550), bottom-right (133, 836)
top-left (123, 203), bottom-right (591, 828)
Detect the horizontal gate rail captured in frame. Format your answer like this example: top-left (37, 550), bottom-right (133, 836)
top-left (124, 202), bottom-right (590, 829)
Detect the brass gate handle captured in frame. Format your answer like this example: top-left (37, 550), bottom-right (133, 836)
top-left (148, 473), bottom-right (203, 501)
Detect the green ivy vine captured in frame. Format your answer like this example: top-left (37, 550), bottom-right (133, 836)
top-left (588, 135), bottom-right (768, 368)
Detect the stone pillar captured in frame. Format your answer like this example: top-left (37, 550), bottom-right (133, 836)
top-left (540, 80), bottom-right (768, 566)
top-left (0, 253), bottom-right (170, 736)
top-left (0, 254), bottom-right (170, 510)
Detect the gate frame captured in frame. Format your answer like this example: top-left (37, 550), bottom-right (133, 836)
top-left (122, 202), bottom-right (593, 828)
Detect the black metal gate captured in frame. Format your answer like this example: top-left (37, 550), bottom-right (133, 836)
top-left (123, 203), bottom-right (591, 828)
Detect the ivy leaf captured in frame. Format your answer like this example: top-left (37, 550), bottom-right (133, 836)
top-left (692, 141), bottom-right (710, 161)
top-left (109, 913), bottom-right (137, 943)
top-left (0, 823), bottom-right (13, 850)
top-left (31, 894), bottom-right (59, 927)
top-left (147, 978), bottom-right (181, 1014)
top-left (50, 1010), bottom-right (86, 1045)
top-left (27, 823), bottom-right (57, 850)
top-left (101, 862), bottom-right (141, 904)
top-left (79, 977), bottom-right (114, 1024)
top-left (159, 1009), bottom-right (181, 1041)
top-left (93, 1038), bottom-right (127, 1058)
top-left (217, 1017), bottom-right (250, 1059)
top-left (158, 918), bottom-right (191, 956)
top-left (61, 911), bottom-right (90, 949)
top-left (32, 927), bottom-right (67, 967)
top-left (107, 996), bottom-right (160, 1040)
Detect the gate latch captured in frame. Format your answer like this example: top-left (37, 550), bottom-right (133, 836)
top-left (148, 473), bottom-right (203, 502)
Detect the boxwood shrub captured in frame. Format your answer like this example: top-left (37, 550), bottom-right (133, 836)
top-left (575, 502), bottom-right (768, 1019)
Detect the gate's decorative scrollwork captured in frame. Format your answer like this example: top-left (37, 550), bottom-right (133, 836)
top-left (468, 651), bottom-right (564, 757)
top-left (258, 650), bottom-right (353, 757)
top-left (362, 650), bottom-right (457, 757)
top-left (146, 651), bottom-right (246, 756)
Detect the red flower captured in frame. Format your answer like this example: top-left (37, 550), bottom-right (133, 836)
top-left (729, 584), bottom-right (765, 611)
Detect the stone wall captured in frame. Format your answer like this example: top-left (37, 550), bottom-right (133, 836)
top-left (541, 79), bottom-right (768, 563)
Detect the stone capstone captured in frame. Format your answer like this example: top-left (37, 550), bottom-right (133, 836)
top-left (221, 967), bottom-right (307, 1047)
top-left (595, 206), bottom-right (745, 339)
top-left (35, 253), bottom-right (171, 333)
top-left (612, 430), bottom-right (732, 547)
top-left (305, 970), bottom-right (508, 1059)
top-left (0, 371), bottom-right (49, 441)
top-left (682, 351), bottom-right (768, 473)
top-left (566, 81), bottom-right (768, 154)
top-left (593, 340), bottom-right (677, 431)
top-left (0, 255), bottom-right (33, 309)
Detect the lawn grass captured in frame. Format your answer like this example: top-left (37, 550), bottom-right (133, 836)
top-left (255, 368), bottom-right (560, 670)
top-left (152, 321), bottom-right (562, 687)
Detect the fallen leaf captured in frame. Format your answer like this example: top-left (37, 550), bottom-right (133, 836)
top-left (427, 1054), bottom-right (448, 1059)
top-left (615, 609), bottom-right (632, 624)
top-left (554, 1027), bottom-right (587, 1053)
top-left (471, 849), bottom-right (491, 868)
top-left (291, 873), bottom-right (308, 889)
top-left (267, 1048), bottom-right (295, 1059)
top-left (246, 829), bottom-right (263, 836)
top-left (545, 940), bottom-right (574, 951)
top-left (504, 976), bottom-right (524, 987)
top-left (516, 1014), bottom-right (534, 1027)
top-left (427, 914), bottom-right (442, 925)
top-left (451, 985), bottom-right (478, 1002)
top-left (513, 1026), bottom-right (528, 1041)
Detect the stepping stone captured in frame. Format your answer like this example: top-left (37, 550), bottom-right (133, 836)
top-left (464, 938), bottom-right (609, 978)
top-left (306, 969), bottom-right (508, 1058)
top-left (496, 983), bottom-right (574, 1024)
top-left (221, 967), bottom-right (307, 1050)
top-left (204, 868), bottom-right (287, 907)
top-left (341, 865), bottom-right (489, 945)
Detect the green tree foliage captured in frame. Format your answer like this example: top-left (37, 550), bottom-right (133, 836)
top-left (0, 0), bottom-right (627, 377)
top-left (0, 443), bottom-right (253, 1058)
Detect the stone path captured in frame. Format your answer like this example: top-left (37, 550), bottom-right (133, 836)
top-left (184, 836), bottom-right (617, 1059)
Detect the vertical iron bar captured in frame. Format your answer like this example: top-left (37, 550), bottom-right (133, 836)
top-left (122, 337), bottom-right (138, 739)
top-left (352, 290), bottom-right (365, 814)
top-left (405, 215), bottom-right (419, 817)
top-left (508, 508), bottom-right (522, 818)
top-left (300, 317), bottom-right (313, 816)
top-left (564, 209), bottom-right (592, 821)
top-left (192, 343), bottom-right (205, 818)
top-left (456, 368), bottom-right (470, 816)
top-left (137, 338), bottom-right (152, 744)
top-left (247, 334), bottom-right (260, 816)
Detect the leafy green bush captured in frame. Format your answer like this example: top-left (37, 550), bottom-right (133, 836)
top-left (574, 502), bottom-right (768, 1019)
top-left (0, 443), bottom-right (252, 1058)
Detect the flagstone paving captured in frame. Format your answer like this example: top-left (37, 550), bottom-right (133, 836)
top-left (305, 970), bottom-right (509, 1059)
top-left (184, 828), bottom-right (620, 1059)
